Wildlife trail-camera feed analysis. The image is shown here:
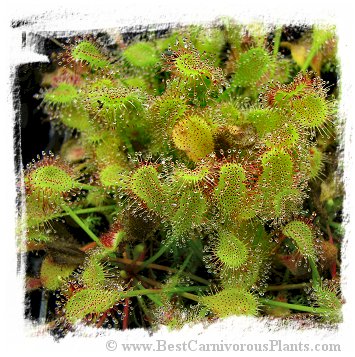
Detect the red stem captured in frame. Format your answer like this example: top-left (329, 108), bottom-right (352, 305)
top-left (80, 241), bottom-right (97, 252)
top-left (123, 298), bottom-right (130, 330)
top-left (96, 311), bottom-right (107, 328)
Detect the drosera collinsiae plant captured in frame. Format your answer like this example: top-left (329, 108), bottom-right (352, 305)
top-left (19, 21), bottom-right (343, 335)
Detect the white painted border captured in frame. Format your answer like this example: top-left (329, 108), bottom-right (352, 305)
top-left (2, 1), bottom-right (354, 355)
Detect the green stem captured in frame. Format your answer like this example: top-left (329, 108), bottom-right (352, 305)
top-left (177, 252), bottom-right (193, 276)
top-left (167, 252), bottom-right (194, 290)
top-left (75, 183), bottom-right (103, 191)
top-left (138, 236), bottom-right (175, 270)
top-left (51, 205), bottom-right (116, 220)
top-left (260, 298), bottom-right (328, 314)
top-left (273, 27), bottom-right (282, 58)
top-left (136, 275), bottom-right (203, 304)
top-left (69, 206), bottom-right (116, 215)
top-left (62, 205), bottom-right (103, 246)
top-left (180, 292), bottom-right (200, 303)
top-left (328, 221), bottom-right (343, 230)
top-left (135, 281), bottom-right (163, 307)
top-left (300, 30), bottom-right (329, 72)
top-left (309, 257), bottom-right (321, 287)
top-left (269, 26), bottom-right (282, 78)
top-left (301, 47), bottom-right (318, 72)
top-left (182, 272), bottom-right (210, 286)
top-left (136, 292), bottom-right (154, 317)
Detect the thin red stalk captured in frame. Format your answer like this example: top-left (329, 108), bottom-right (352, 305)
top-left (80, 241), bottom-right (97, 252)
top-left (96, 311), bottom-right (107, 328)
top-left (123, 298), bottom-right (130, 330)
